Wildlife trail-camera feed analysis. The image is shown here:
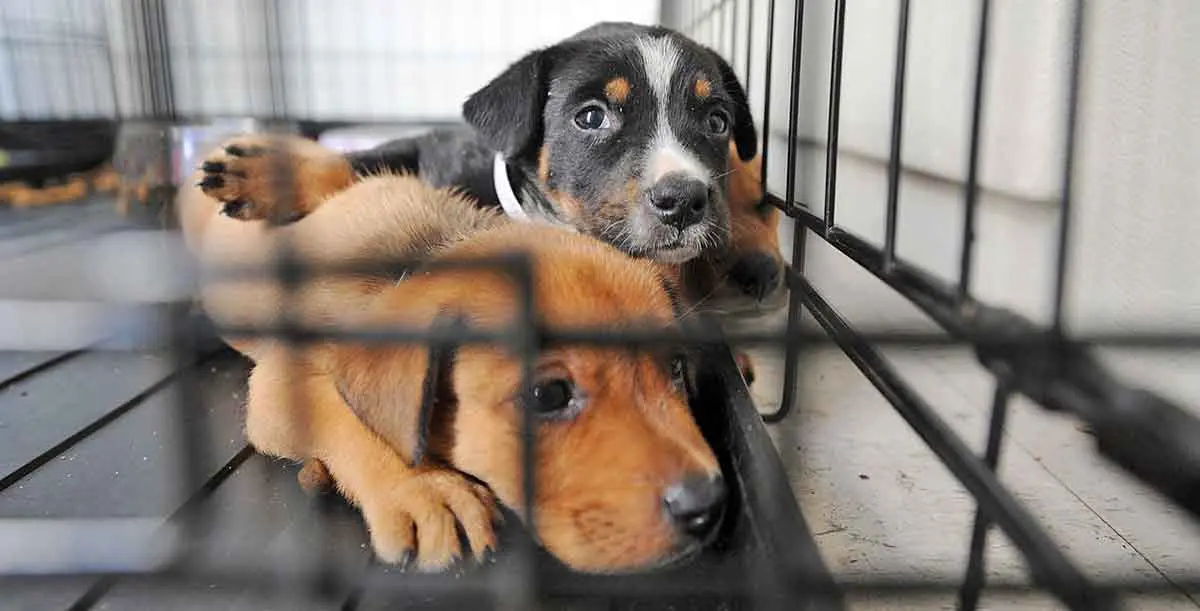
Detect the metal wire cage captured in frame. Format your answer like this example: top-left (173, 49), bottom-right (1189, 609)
top-left (1, 0), bottom-right (1198, 610)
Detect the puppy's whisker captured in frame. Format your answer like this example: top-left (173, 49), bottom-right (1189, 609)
top-left (675, 275), bottom-right (729, 322)
top-left (710, 168), bottom-right (736, 181)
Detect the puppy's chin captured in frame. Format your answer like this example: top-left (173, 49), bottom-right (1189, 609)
top-left (594, 539), bottom-right (710, 575)
top-left (624, 220), bottom-right (719, 265)
top-left (702, 286), bottom-right (790, 321)
top-left (547, 530), bottom-right (718, 575)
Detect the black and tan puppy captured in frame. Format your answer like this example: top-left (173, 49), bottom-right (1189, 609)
top-left (178, 162), bottom-right (727, 573)
top-left (199, 21), bottom-right (787, 315)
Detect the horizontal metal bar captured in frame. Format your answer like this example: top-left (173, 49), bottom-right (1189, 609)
top-left (212, 318), bottom-right (1200, 351)
top-left (9, 563), bottom-right (1198, 601)
top-left (0, 519), bottom-right (176, 575)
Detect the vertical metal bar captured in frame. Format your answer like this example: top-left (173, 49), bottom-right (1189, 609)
top-left (238, 0), bottom-right (256, 116)
top-left (145, 0), bottom-right (175, 119)
top-left (882, 0), bottom-right (910, 267)
top-left (766, 231), bottom-right (809, 424)
top-left (127, 1), bottom-right (146, 117)
top-left (730, 0), bottom-right (740, 80)
top-left (959, 380), bottom-right (1012, 611)
top-left (764, 0), bottom-right (806, 425)
top-left (138, 0), bottom-right (204, 574)
top-left (500, 255), bottom-right (538, 611)
top-left (1051, 0), bottom-right (1086, 334)
top-left (782, 0), bottom-right (804, 210)
top-left (716, 0), bottom-right (725, 54)
top-left (61, 0), bottom-right (80, 116)
top-left (705, 0), bottom-right (715, 47)
top-left (99, 1), bottom-right (121, 118)
top-left (263, 0), bottom-right (288, 120)
top-left (822, 0), bottom-right (846, 229)
top-left (758, 0), bottom-right (777, 196)
top-left (742, 0), bottom-right (754, 93)
top-left (957, 0), bottom-right (991, 301)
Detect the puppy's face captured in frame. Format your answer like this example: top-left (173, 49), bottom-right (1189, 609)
top-left (452, 343), bottom-right (721, 572)
top-left (464, 23), bottom-right (759, 266)
top-left (333, 226), bottom-right (725, 573)
top-left (684, 146), bottom-right (788, 316)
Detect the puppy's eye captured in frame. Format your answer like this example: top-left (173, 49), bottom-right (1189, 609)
top-left (531, 379), bottom-right (575, 415)
top-left (705, 110), bottom-right (730, 135)
top-left (574, 105), bottom-right (610, 131)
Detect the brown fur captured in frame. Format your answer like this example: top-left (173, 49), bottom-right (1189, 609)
top-left (178, 148), bottom-right (722, 573)
top-left (190, 134), bottom-right (769, 380)
top-left (605, 76), bottom-right (632, 104)
top-left (725, 144), bottom-right (781, 268)
top-left (198, 134), bottom-right (357, 222)
top-left (537, 144), bottom-right (552, 184)
top-left (693, 78), bottom-right (712, 98)
top-left (677, 142), bottom-right (784, 316)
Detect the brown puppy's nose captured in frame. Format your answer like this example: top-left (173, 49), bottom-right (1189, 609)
top-left (729, 252), bottom-right (783, 301)
top-left (648, 174), bottom-right (710, 230)
top-left (663, 473), bottom-right (726, 539)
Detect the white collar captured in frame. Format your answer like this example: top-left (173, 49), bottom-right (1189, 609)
top-left (493, 153), bottom-right (531, 223)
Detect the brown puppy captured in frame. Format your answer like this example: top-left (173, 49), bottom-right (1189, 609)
top-left (676, 147), bottom-right (785, 317)
top-left (196, 133), bottom-right (772, 380)
top-left (178, 165), bottom-right (725, 573)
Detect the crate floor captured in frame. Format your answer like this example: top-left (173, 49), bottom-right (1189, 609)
top-left (741, 313), bottom-right (1200, 608)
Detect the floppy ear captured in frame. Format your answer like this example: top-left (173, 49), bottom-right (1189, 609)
top-left (706, 47), bottom-right (758, 162)
top-left (462, 47), bottom-right (555, 160)
top-left (329, 317), bottom-right (462, 467)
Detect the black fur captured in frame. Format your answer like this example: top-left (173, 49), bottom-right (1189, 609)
top-left (339, 22), bottom-right (759, 265)
top-left (411, 313), bottom-right (465, 467)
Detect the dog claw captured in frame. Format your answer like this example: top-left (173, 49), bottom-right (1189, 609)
top-left (395, 549), bottom-right (415, 572)
top-left (220, 200), bottom-right (248, 217)
top-left (477, 547), bottom-right (496, 565)
top-left (198, 175), bottom-right (224, 189)
top-left (201, 160), bottom-right (225, 173)
top-left (225, 144), bottom-right (265, 157)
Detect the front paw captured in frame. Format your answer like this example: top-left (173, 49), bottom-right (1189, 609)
top-left (197, 135), bottom-right (297, 221)
top-left (363, 467), bottom-right (501, 572)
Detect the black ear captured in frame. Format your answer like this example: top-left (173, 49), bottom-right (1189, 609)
top-left (707, 47), bottom-right (758, 161)
top-left (462, 48), bottom-right (554, 160)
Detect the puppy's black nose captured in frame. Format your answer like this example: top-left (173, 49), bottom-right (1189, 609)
top-left (648, 174), bottom-right (710, 230)
top-left (664, 473), bottom-right (726, 539)
top-left (729, 252), bottom-right (783, 301)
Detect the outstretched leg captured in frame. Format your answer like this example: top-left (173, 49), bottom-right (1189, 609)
top-left (197, 134), bottom-right (357, 222)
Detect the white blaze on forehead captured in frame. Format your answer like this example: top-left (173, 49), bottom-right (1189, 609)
top-left (634, 35), bottom-right (710, 186)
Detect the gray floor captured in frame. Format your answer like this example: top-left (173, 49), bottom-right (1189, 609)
top-left (738, 308), bottom-right (1200, 609)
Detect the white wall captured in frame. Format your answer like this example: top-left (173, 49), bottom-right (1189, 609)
top-left (686, 0), bottom-right (1200, 371)
top-left (0, 0), bottom-right (660, 121)
top-left (0, 0), bottom-right (117, 118)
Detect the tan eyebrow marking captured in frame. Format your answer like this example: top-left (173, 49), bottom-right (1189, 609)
top-left (605, 77), bottom-right (632, 104)
top-left (694, 78), bottom-right (712, 98)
